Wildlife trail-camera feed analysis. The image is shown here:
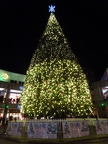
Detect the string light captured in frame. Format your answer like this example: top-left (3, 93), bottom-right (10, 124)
top-left (20, 12), bottom-right (93, 119)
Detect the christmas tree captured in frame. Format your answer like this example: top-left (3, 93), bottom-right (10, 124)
top-left (20, 5), bottom-right (93, 119)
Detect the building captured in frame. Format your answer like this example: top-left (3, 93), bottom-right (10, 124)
top-left (93, 68), bottom-right (108, 118)
top-left (0, 69), bottom-right (26, 120)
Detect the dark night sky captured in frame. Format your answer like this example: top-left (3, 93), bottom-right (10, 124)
top-left (0, 0), bottom-right (108, 82)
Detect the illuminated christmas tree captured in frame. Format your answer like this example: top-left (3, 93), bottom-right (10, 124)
top-left (20, 5), bottom-right (93, 119)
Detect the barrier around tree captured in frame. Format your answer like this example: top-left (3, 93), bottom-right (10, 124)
top-left (6, 119), bottom-right (108, 139)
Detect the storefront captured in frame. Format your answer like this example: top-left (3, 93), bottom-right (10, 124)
top-left (0, 69), bottom-right (26, 122)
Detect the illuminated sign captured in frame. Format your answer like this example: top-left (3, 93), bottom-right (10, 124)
top-left (2, 73), bottom-right (9, 80)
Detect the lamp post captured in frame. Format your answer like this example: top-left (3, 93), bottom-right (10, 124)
top-left (2, 85), bottom-right (10, 134)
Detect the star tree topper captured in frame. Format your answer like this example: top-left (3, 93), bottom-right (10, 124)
top-left (49, 5), bottom-right (56, 13)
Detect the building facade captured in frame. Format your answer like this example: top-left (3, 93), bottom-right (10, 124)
top-left (0, 69), bottom-right (26, 121)
top-left (93, 68), bottom-right (108, 118)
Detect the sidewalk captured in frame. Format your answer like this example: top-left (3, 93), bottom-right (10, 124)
top-left (0, 125), bottom-right (6, 134)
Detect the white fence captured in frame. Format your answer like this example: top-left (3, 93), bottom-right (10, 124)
top-left (6, 119), bottom-right (108, 139)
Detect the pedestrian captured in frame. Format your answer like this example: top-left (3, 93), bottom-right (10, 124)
top-left (14, 117), bottom-right (17, 122)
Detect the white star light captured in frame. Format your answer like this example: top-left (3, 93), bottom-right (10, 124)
top-left (49, 5), bottom-right (56, 13)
